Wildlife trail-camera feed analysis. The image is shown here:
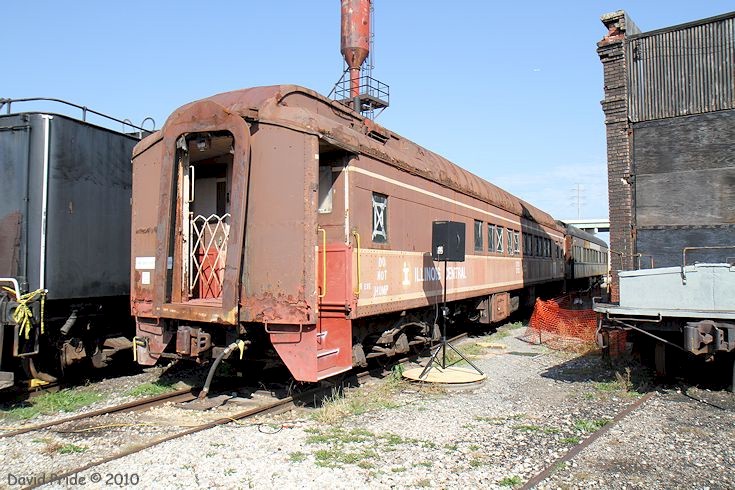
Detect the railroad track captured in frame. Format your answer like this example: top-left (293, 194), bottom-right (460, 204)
top-left (4, 333), bottom-right (469, 490)
top-left (0, 330), bottom-right (665, 490)
top-left (520, 391), bottom-right (656, 489)
top-left (0, 388), bottom-right (196, 439)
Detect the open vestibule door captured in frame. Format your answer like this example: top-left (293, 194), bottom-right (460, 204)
top-left (152, 101), bottom-right (250, 325)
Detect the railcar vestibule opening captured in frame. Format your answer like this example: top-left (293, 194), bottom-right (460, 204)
top-left (168, 131), bottom-right (234, 302)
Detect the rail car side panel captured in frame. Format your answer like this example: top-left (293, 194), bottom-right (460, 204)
top-left (0, 114), bottom-right (31, 281)
top-left (45, 117), bottom-right (135, 299)
top-left (130, 136), bottom-right (164, 319)
top-left (344, 156), bottom-right (565, 318)
top-left (1, 114), bottom-right (136, 299)
top-left (239, 125), bottom-right (318, 325)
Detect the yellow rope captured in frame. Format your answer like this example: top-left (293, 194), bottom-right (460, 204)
top-left (2, 287), bottom-right (46, 339)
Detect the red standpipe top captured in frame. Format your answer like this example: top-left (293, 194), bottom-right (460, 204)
top-left (340, 0), bottom-right (371, 98)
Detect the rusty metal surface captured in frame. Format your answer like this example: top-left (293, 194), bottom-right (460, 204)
top-left (131, 100), bottom-right (251, 328)
top-left (0, 211), bottom-right (21, 277)
top-left (626, 12), bottom-right (735, 123)
top-left (151, 85), bottom-right (560, 230)
top-left (237, 124), bottom-right (317, 325)
top-left (130, 84), bottom-right (571, 376)
top-left (341, 0), bottom-right (371, 97)
top-left (344, 154), bottom-right (565, 318)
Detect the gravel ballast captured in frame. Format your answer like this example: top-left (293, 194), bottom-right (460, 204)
top-left (0, 325), bottom-right (732, 489)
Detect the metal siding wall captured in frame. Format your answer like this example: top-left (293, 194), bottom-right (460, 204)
top-left (45, 117), bottom-right (136, 299)
top-left (637, 227), bottom-right (735, 269)
top-left (0, 115), bottom-right (31, 279)
top-left (633, 109), bottom-right (735, 228)
top-left (627, 16), bottom-right (735, 122)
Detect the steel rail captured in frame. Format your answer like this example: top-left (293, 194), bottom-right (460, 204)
top-left (0, 388), bottom-right (195, 439)
top-left (20, 332), bottom-right (471, 489)
top-left (4, 331), bottom-right (468, 439)
top-left (520, 391), bottom-right (655, 489)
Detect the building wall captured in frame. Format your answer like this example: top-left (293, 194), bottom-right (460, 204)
top-left (633, 110), bottom-right (735, 268)
top-left (597, 10), bottom-right (735, 299)
top-left (598, 11), bottom-right (637, 301)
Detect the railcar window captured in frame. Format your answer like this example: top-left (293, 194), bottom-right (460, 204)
top-left (371, 192), bottom-right (388, 243)
top-left (474, 220), bottom-right (483, 252)
top-left (487, 224), bottom-right (495, 252)
top-left (524, 234), bottom-right (531, 256)
top-left (216, 179), bottom-right (227, 216)
top-left (513, 231), bottom-right (520, 255)
top-left (506, 228), bottom-right (513, 255)
top-left (318, 166), bottom-right (333, 213)
top-left (496, 226), bottom-right (504, 253)
top-left (545, 239), bottom-right (551, 258)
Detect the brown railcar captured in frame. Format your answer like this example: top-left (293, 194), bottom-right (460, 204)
top-left (130, 85), bottom-right (603, 382)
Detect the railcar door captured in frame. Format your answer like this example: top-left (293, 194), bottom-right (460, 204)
top-left (178, 132), bottom-right (232, 302)
top-left (151, 100), bottom-right (251, 325)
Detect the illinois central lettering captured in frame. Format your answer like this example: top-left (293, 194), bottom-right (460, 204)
top-left (414, 266), bottom-right (467, 282)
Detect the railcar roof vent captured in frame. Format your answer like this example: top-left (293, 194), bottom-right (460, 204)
top-left (367, 129), bottom-right (389, 144)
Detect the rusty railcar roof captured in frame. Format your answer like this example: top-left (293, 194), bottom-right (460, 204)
top-left (135, 85), bottom-right (560, 229)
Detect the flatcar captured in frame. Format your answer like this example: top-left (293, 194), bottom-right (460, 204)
top-left (130, 85), bottom-right (608, 382)
top-left (0, 99), bottom-right (147, 389)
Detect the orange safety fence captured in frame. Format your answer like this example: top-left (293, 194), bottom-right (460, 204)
top-left (520, 295), bottom-right (628, 357)
top-left (519, 295), bottom-right (599, 352)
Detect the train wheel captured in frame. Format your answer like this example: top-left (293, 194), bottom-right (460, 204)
top-left (654, 341), bottom-right (667, 377)
top-left (21, 357), bottom-right (58, 384)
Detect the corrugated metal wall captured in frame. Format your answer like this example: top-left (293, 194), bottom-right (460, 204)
top-left (626, 14), bottom-right (735, 122)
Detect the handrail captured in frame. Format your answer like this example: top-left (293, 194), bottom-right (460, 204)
top-left (681, 245), bottom-right (735, 284)
top-left (682, 246), bottom-right (735, 267)
top-left (352, 230), bottom-right (361, 296)
top-left (0, 97), bottom-right (155, 133)
top-left (0, 278), bottom-right (21, 299)
top-left (608, 250), bottom-right (654, 270)
top-left (318, 227), bottom-right (327, 299)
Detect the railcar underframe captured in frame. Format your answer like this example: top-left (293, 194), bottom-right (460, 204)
top-left (595, 262), bottom-right (735, 388)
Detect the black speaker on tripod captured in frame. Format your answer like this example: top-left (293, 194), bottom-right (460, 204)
top-left (413, 220), bottom-right (484, 383)
top-left (431, 221), bottom-right (465, 262)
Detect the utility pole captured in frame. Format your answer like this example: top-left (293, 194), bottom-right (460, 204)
top-left (570, 183), bottom-right (585, 219)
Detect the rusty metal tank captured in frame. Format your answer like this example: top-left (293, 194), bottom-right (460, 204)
top-left (341, 0), bottom-right (371, 97)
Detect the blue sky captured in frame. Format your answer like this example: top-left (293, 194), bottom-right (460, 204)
top-left (4, 1), bottom-right (733, 224)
